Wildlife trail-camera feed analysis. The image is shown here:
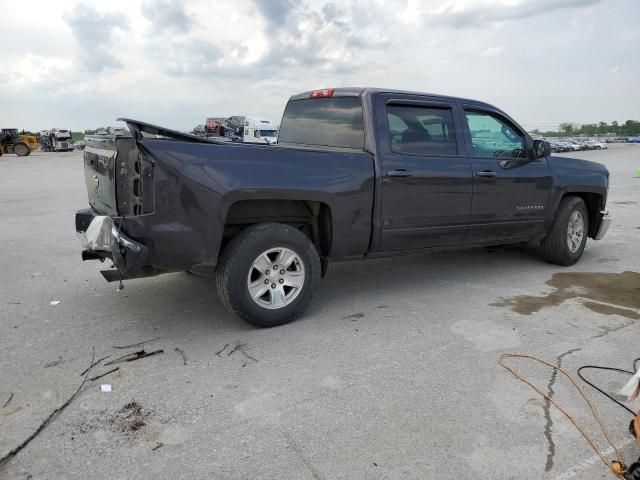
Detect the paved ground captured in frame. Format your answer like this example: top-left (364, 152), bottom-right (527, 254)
top-left (1, 144), bottom-right (639, 480)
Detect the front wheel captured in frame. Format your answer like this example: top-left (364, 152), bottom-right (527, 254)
top-left (542, 196), bottom-right (589, 266)
top-left (14, 142), bottom-right (30, 156)
top-left (216, 223), bottom-right (321, 327)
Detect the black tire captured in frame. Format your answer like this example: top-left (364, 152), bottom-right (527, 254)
top-left (542, 196), bottom-right (589, 266)
top-left (216, 223), bottom-right (321, 327)
top-left (14, 142), bottom-right (30, 156)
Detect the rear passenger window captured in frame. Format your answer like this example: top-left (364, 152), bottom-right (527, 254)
top-left (387, 105), bottom-right (458, 156)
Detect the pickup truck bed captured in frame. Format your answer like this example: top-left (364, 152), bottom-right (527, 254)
top-left (79, 122), bottom-right (373, 280)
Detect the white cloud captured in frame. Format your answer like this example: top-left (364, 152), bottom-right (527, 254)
top-left (0, 0), bottom-right (638, 131)
top-left (0, 54), bottom-right (72, 85)
top-left (480, 46), bottom-right (504, 56)
top-left (63, 3), bottom-right (130, 72)
top-left (141, 0), bottom-right (194, 34)
top-left (426, 0), bottom-right (601, 28)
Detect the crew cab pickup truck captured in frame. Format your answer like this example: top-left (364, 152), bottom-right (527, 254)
top-left (76, 87), bottom-right (611, 327)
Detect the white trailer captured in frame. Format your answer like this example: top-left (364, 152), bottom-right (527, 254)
top-left (223, 116), bottom-right (278, 144)
top-left (108, 127), bottom-right (125, 136)
top-left (39, 129), bottom-right (73, 152)
top-left (242, 117), bottom-right (278, 144)
top-left (50, 128), bottom-right (73, 151)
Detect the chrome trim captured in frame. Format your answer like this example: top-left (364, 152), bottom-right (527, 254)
top-left (111, 225), bottom-right (141, 252)
top-left (76, 215), bottom-right (142, 253)
top-left (595, 211), bottom-right (611, 241)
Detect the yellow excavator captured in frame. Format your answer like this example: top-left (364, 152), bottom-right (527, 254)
top-left (0, 128), bottom-right (34, 156)
top-left (19, 133), bottom-right (39, 150)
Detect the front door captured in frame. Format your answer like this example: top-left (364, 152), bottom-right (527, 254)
top-left (376, 95), bottom-right (473, 251)
top-left (462, 108), bottom-right (553, 242)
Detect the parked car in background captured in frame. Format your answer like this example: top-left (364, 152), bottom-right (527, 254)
top-left (585, 140), bottom-right (608, 150)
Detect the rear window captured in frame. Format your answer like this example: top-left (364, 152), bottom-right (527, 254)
top-left (278, 97), bottom-right (364, 149)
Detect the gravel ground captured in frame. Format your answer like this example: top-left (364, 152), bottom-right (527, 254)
top-left (1, 144), bottom-right (639, 479)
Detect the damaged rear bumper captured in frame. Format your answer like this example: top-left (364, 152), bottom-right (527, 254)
top-left (75, 209), bottom-right (150, 282)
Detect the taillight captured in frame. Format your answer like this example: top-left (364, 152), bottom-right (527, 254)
top-left (310, 88), bottom-right (334, 98)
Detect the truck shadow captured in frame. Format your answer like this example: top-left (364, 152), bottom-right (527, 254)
top-left (106, 242), bottom-right (599, 335)
top-left (206, 244), bottom-right (538, 313)
top-left (313, 245), bottom-right (554, 314)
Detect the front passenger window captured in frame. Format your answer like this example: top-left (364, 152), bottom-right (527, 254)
top-left (465, 111), bottom-right (525, 158)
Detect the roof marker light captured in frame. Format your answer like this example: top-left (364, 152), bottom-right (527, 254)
top-left (310, 88), bottom-right (335, 98)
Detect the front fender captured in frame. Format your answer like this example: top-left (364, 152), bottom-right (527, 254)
top-left (545, 155), bottom-right (609, 236)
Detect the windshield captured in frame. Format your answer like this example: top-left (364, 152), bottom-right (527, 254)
top-left (278, 96), bottom-right (364, 149)
top-left (258, 130), bottom-right (278, 137)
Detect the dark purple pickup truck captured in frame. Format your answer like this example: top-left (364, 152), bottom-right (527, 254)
top-left (76, 87), bottom-right (611, 327)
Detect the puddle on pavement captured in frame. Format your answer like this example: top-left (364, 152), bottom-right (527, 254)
top-left (580, 301), bottom-right (640, 320)
top-left (491, 271), bottom-right (640, 318)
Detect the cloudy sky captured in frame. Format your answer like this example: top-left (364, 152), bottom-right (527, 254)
top-left (1, 0), bottom-right (638, 131)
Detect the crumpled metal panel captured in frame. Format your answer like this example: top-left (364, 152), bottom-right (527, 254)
top-left (78, 216), bottom-right (114, 252)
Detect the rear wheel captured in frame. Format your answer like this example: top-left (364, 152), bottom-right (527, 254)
top-left (542, 196), bottom-right (588, 266)
top-left (216, 223), bottom-right (321, 327)
top-left (14, 142), bottom-right (30, 156)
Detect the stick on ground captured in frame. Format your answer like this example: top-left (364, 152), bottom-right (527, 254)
top-left (174, 347), bottom-right (187, 366)
top-left (2, 393), bottom-right (13, 409)
top-left (89, 367), bottom-right (119, 382)
top-left (112, 337), bottom-right (161, 349)
top-left (238, 349), bottom-right (258, 363)
top-left (227, 343), bottom-right (247, 356)
top-left (104, 349), bottom-right (163, 366)
top-left (227, 344), bottom-right (257, 362)
top-left (0, 348), bottom-right (96, 467)
top-left (215, 344), bottom-right (229, 357)
top-left (79, 354), bottom-right (112, 376)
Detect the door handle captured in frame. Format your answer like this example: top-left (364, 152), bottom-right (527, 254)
top-left (386, 169), bottom-right (413, 178)
top-left (475, 170), bottom-right (497, 178)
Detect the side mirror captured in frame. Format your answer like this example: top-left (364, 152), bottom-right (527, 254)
top-left (533, 139), bottom-right (551, 158)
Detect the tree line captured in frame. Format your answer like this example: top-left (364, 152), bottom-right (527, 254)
top-left (531, 120), bottom-right (640, 137)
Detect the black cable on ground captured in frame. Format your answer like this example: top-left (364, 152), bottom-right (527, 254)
top-left (577, 357), bottom-right (640, 418)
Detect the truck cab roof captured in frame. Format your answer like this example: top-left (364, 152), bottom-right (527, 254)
top-left (245, 117), bottom-right (276, 127)
top-left (288, 87), bottom-right (497, 109)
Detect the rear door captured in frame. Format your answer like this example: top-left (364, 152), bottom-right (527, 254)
top-left (375, 94), bottom-right (473, 250)
top-left (461, 107), bottom-right (552, 242)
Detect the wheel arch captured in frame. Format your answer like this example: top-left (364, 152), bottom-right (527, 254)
top-left (221, 198), bottom-right (333, 271)
top-left (558, 191), bottom-right (605, 238)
